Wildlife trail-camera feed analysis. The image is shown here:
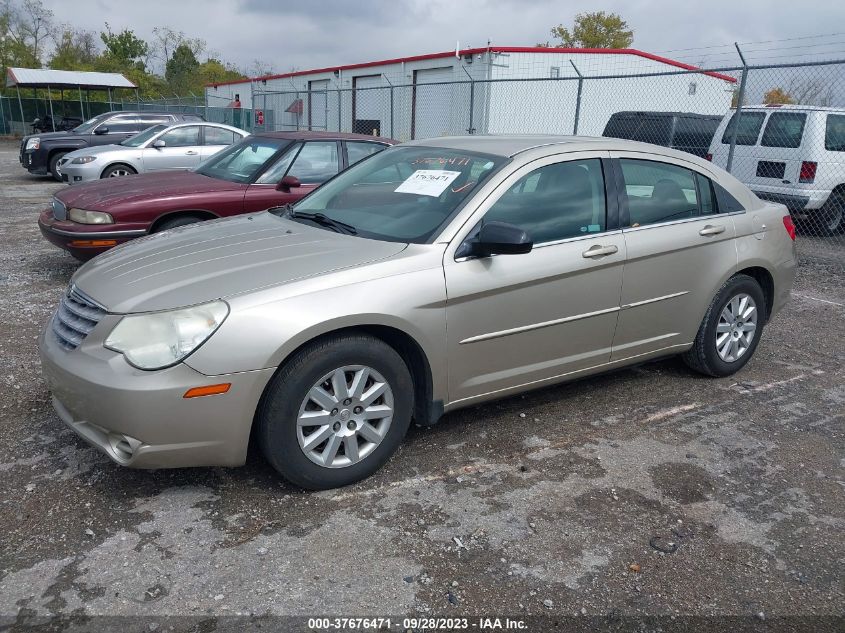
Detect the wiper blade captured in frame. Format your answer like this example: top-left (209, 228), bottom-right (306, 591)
top-left (289, 210), bottom-right (357, 235)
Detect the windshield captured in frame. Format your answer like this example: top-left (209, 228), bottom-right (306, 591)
top-left (120, 124), bottom-right (168, 147)
top-left (195, 136), bottom-right (290, 183)
top-left (73, 114), bottom-right (111, 134)
top-left (290, 146), bottom-right (506, 243)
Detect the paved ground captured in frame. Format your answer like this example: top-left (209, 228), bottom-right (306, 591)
top-left (0, 140), bottom-right (843, 632)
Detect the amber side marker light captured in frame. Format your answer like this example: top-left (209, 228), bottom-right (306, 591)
top-left (69, 239), bottom-right (118, 248)
top-left (183, 383), bottom-right (231, 398)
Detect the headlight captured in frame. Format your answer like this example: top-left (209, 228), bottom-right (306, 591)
top-left (68, 208), bottom-right (114, 224)
top-left (105, 301), bottom-right (229, 370)
top-left (71, 156), bottom-right (97, 164)
top-left (26, 137), bottom-right (40, 150)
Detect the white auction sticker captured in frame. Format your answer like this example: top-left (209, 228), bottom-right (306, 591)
top-left (395, 170), bottom-right (462, 197)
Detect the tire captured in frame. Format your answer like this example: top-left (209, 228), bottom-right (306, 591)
top-left (101, 164), bottom-right (137, 179)
top-left (812, 195), bottom-right (844, 236)
top-left (257, 333), bottom-right (414, 490)
top-left (49, 152), bottom-right (67, 181)
top-left (682, 274), bottom-right (766, 377)
top-left (154, 215), bottom-right (205, 232)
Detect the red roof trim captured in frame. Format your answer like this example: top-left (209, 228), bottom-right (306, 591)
top-left (207, 46), bottom-right (736, 87)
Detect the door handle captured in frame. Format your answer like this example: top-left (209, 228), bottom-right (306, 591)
top-left (185, 150), bottom-right (198, 155)
top-left (699, 224), bottom-right (726, 236)
top-left (582, 244), bottom-right (619, 258)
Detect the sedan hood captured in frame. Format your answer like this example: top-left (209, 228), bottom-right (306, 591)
top-left (72, 212), bottom-right (408, 313)
top-left (55, 171), bottom-right (243, 211)
top-left (63, 144), bottom-right (125, 160)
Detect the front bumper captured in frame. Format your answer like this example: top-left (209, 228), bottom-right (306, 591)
top-left (60, 161), bottom-right (102, 184)
top-left (38, 209), bottom-right (147, 259)
top-left (21, 149), bottom-right (48, 175)
top-left (39, 316), bottom-right (276, 468)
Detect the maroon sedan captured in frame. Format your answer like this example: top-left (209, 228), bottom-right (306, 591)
top-left (39, 131), bottom-right (394, 259)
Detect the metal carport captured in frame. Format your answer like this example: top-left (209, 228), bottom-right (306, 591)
top-left (5, 67), bottom-right (137, 133)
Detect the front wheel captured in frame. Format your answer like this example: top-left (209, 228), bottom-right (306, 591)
top-left (49, 152), bottom-right (67, 181)
top-left (101, 164), bottom-right (137, 179)
top-left (682, 274), bottom-right (766, 377)
top-left (257, 334), bottom-right (413, 489)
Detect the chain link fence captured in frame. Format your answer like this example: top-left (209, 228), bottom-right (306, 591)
top-left (0, 94), bottom-right (252, 135)
top-left (251, 58), bottom-right (845, 251)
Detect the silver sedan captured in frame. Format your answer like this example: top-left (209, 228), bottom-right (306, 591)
top-left (39, 135), bottom-right (797, 489)
top-left (57, 122), bottom-right (249, 184)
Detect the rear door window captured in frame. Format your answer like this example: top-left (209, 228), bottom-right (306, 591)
top-left (603, 116), bottom-right (640, 140)
top-left (721, 112), bottom-right (766, 145)
top-left (824, 114), bottom-right (845, 152)
top-left (630, 118), bottom-right (672, 146)
top-left (347, 141), bottom-right (387, 166)
top-left (673, 117), bottom-right (720, 151)
top-left (204, 127), bottom-right (238, 146)
top-left (619, 159), bottom-right (700, 227)
top-left (761, 112), bottom-right (806, 148)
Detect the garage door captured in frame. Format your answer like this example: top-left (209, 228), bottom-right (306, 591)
top-left (308, 79), bottom-right (330, 130)
top-left (413, 67), bottom-right (454, 139)
top-left (353, 75), bottom-right (382, 135)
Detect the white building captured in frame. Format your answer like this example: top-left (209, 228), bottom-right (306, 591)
top-left (205, 46), bottom-right (736, 141)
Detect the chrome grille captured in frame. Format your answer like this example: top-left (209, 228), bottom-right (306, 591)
top-left (51, 285), bottom-right (107, 351)
top-left (51, 197), bottom-right (67, 221)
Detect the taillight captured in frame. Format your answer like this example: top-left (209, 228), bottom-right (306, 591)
top-left (705, 153), bottom-right (713, 162)
top-left (782, 215), bottom-right (796, 241)
top-left (799, 161), bottom-right (817, 183)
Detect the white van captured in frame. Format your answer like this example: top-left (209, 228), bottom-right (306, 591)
top-left (708, 105), bottom-right (845, 235)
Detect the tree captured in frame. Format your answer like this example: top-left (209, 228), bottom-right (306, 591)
top-left (151, 26), bottom-right (204, 73)
top-left (785, 76), bottom-right (833, 107)
top-left (164, 43), bottom-right (200, 94)
top-left (48, 26), bottom-right (98, 70)
top-left (539, 11), bottom-right (633, 49)
top-left (198, 58), bottom-right (245, 87)
top-left (763, 87), bottom-right (794, 105)
top-left (99, 23), bottom-right (149, 70)
top-left (1, 0), bottom-right (53, 70)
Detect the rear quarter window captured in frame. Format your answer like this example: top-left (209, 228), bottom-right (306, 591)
top-left (761, 112), bottom-right (806, 148)
top-left (721, 112), bottom-right (765, 145)
top-left (825, 114), bottom-right (845, 152)
top-left (673, 117), bottom-right (720, 149)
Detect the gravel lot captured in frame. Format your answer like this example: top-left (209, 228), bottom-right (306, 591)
top-left (0, 139), bottom-right (843, 632)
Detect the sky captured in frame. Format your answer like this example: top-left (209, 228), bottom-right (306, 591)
top-left (48, 0), bottom-right (845, 75)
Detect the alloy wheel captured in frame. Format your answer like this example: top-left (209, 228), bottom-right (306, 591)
top-left (715, 293), bottom-right (758, 363)
top-left (296, 365), bottom-right (394, 468)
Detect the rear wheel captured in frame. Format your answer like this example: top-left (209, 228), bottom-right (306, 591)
top-left (257, 333), bottom-right (413, 490)
top-left (813, 195), bottom-right (844, 236)
top-left (682, 274), bottom-right (766, 377)
top-left (49, 152), bottom-right (67, 181)
top-left (101, 164), bottom-right (137, 179)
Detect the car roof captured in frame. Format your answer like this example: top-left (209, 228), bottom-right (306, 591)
top-left (404, 134), bottom-right (672, 158)
top-left (161, 121), bottom-right (245, 131)
top-left (254, 130), bottom-right (396, 144)
top-left (735, 105), bottom-right (845, 113)
top-left (608, 111), bottom-right (721, 119)
top-left (101, 110), bottom-right (199, 117)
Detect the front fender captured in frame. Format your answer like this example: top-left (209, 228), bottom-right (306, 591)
top-left (183, 260), bottom-right (449, 404)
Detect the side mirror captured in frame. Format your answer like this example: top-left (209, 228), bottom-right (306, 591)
top-left (277, 175), bottom-right (301, 192)
top-left (94, 126), bottom-right (109, 135)
top-left (468, 221), bottom-right (533, 257)
top-left (152, 139), bottom-right (166, 149)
